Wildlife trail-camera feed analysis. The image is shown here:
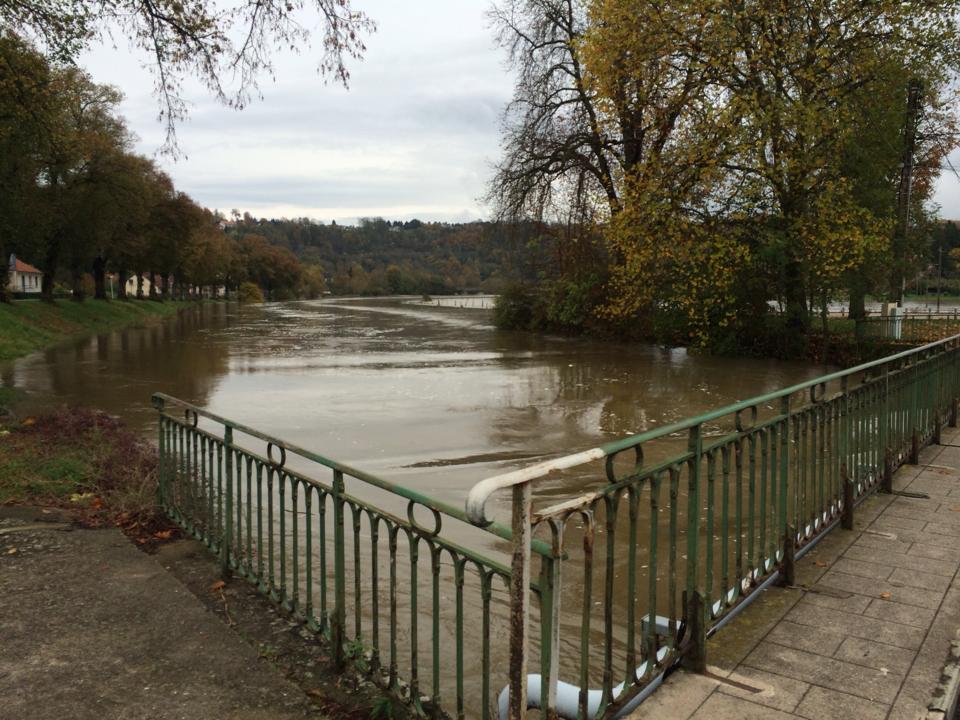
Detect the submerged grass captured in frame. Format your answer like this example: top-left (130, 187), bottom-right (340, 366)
top-left (0, 298), bottom-right (193, 363)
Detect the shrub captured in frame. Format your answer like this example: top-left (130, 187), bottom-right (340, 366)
top-left (238, 281), bottom-right (265, 304)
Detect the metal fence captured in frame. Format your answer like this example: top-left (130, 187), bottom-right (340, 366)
top-left (855, 311), bottom-right (960, 344)
top-left (153, 331), bottom-right (960, 720)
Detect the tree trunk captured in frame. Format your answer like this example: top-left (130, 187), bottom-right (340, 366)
top-left (848, 276), bottom-right (866, 320)
top-left (41, 243), bottom-right (59, 302)
top-left (117, 269), bottom-right (128, 300)
top-left (782, 257), bottom-right (808, 331)
top-left (0, 256), bottom-right (8, 304)
top-left (71, 267), bottom-right (85, 301)
top-left (136, 270), bottom-right (144, 299)
top-left (93, 254), bottom-right (107, 300)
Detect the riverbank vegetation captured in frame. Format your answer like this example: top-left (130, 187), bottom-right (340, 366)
top-left (487, 0), bottom-right (960, 355)
top-left (0, 298), bottom-right (192, 363)
top-left (0, 35), bottom-right (327, 304)
top-left (0, 406), bottom-right (171, 545)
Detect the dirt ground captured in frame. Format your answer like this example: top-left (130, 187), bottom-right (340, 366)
top-left (0, 507), bottom-right (407, 720)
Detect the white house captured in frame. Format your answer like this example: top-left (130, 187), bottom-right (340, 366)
top-left (124, 273), bottom-right (152, 297)
top-left (7, 254), bottom-right (42, 294)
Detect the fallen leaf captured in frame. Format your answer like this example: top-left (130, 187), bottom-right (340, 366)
top-left (21, 418), bottom-right (35, 426)
top-left (210, 580), bottom-right (226, 593)
top-left (951, 507), bottom-right (960, 513)
top-left (879, 591), bottom-right (892, 600)
top-left (136, 537), bottom-right (148, 545)
top-left (814, 561), bottom-right (829, 567)
top-left (153, 529), bottom-right (174, 540)
top-left (306, 689), bottom-right (322, 697)
top-left (6, 547), bottom-right (17, 555)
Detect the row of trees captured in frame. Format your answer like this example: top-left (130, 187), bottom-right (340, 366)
top-left (489, 0), bottom-right (960, 346)
top-left (221, 215), bottom-right (550, 295)
top-left (0, 34), bottom-right (321, 303)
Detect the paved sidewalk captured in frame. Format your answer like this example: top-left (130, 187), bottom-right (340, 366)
top-left (633, 429), bottom-right (960, 720)
top-left (0, 511), bottom-right (318, 720)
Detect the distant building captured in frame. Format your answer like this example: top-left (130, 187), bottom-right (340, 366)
top-left (7, 254), bottom-right (42, 294)
top-left (124, 274), bottom-right (152, 297)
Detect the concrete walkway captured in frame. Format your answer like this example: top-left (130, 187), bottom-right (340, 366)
top-left (632, 429), bottom-right (960, 720)
top-left (0, 511), bottom-right (318, 720)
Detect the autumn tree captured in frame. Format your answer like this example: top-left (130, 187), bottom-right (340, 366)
top-left (498, 0), bottom-right (960, 344)
top-left (0, 33), bottom-right (51, 301)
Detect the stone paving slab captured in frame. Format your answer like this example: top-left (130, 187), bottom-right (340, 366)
top-left (630, 429), bottom-right (960, 720)
top-left (0, 514), bottom-right (318, 720)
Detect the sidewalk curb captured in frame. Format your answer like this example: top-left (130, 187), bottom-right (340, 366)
top-left (927, 635), bottom-right (960, 720)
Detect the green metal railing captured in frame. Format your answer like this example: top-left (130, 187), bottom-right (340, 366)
top-left (154, 331), bottom-right (960, 720)
top-left (465, 331), bottom-right (960, 718)
top-left (153, 393), bottom-right (547, 719)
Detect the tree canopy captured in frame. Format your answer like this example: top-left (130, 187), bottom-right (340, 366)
top-left (489, 0), bottom-right (960, 346)
top-left (1, 0), bottom-right (375, 146)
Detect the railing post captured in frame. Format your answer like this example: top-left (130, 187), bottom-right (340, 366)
top-left (910, 359), bottom-right (920, 464)
top-left (155, 397), bottom-right (167, 508)
top-left (881, 448), bottom-right (893, 494)
top-left (221, 425), bottom-right (233, 576)
top-left (881, 367), bottom-right (892, 494)
top-left (841, 466), bottom-right (855, 530)
top-left (682, 424), bottom-right (706, 673)
top-left (539, 543), bottom-right (561, 720)
top-left (950, 397), bottom-right (958, 429)
top-left (683, 591), bottom-right (706, 673)
top-left (778, 397), bottom-right (790, 555)
top-left (839, 377), bottom-right (855, 530)
top-left (508, 481), bottom-right (532, 720)
top-left (780, 525), bottom-right (796, 587)
top-left (332, 469), bottom-right (346, 670)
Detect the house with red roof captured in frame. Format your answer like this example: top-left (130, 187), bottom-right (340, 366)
top-left (7, 254), bottom-right (43, 294)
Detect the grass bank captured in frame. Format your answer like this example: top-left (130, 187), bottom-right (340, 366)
top-left (0, 406), bottom-right (175, 546)
top-left (0, 298), bottom-right (194, 363)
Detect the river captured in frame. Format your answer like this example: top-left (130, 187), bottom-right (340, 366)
top-left (3, 297), bottom-right (832, 504)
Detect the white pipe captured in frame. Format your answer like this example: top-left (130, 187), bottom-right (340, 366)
top-left (465, 447), bottom-right (606, 526)
top-left (496, 647), bottom-right (671, 720)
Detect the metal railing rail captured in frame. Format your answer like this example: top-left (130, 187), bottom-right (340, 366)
top-left (469, 331), bottom-right (960, 719)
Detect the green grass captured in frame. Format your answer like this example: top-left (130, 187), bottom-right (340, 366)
top-left (903, 293), bottom-right (960, 304)
top-left (0, 298), bottom-right (194, 363)
top-left (0, 408), bottom-right (159, 521)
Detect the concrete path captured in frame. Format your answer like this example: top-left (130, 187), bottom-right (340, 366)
top-left (0, 511), bottom-right (318, 720)
top-left (633, 429), bottom-right (960, 720)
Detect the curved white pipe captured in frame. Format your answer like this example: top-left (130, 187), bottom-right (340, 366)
top-left (496, 647), bottom-right (670, 720)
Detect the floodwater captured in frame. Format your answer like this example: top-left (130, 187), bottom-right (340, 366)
top-left (3, 297), bottom-right (831, 506)
top-left (2, 297), bottom-right (837, 712)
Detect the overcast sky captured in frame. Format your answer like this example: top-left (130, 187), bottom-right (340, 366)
top-left (81, 1), bottom-right (960, 224)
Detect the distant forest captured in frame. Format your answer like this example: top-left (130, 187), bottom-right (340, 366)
top-left (221, 214), bottom-right (551, 296)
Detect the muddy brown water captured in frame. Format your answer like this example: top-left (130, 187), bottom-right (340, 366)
top-left (3, 297), bottom-right (830, 496)
top-left (2, 297), bottom-right (834, 714)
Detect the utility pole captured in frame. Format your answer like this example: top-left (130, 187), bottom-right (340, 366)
top-left (938, 239), bottom-right (943, 312)
top-left (893, 79), bottom-right (923, 306)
